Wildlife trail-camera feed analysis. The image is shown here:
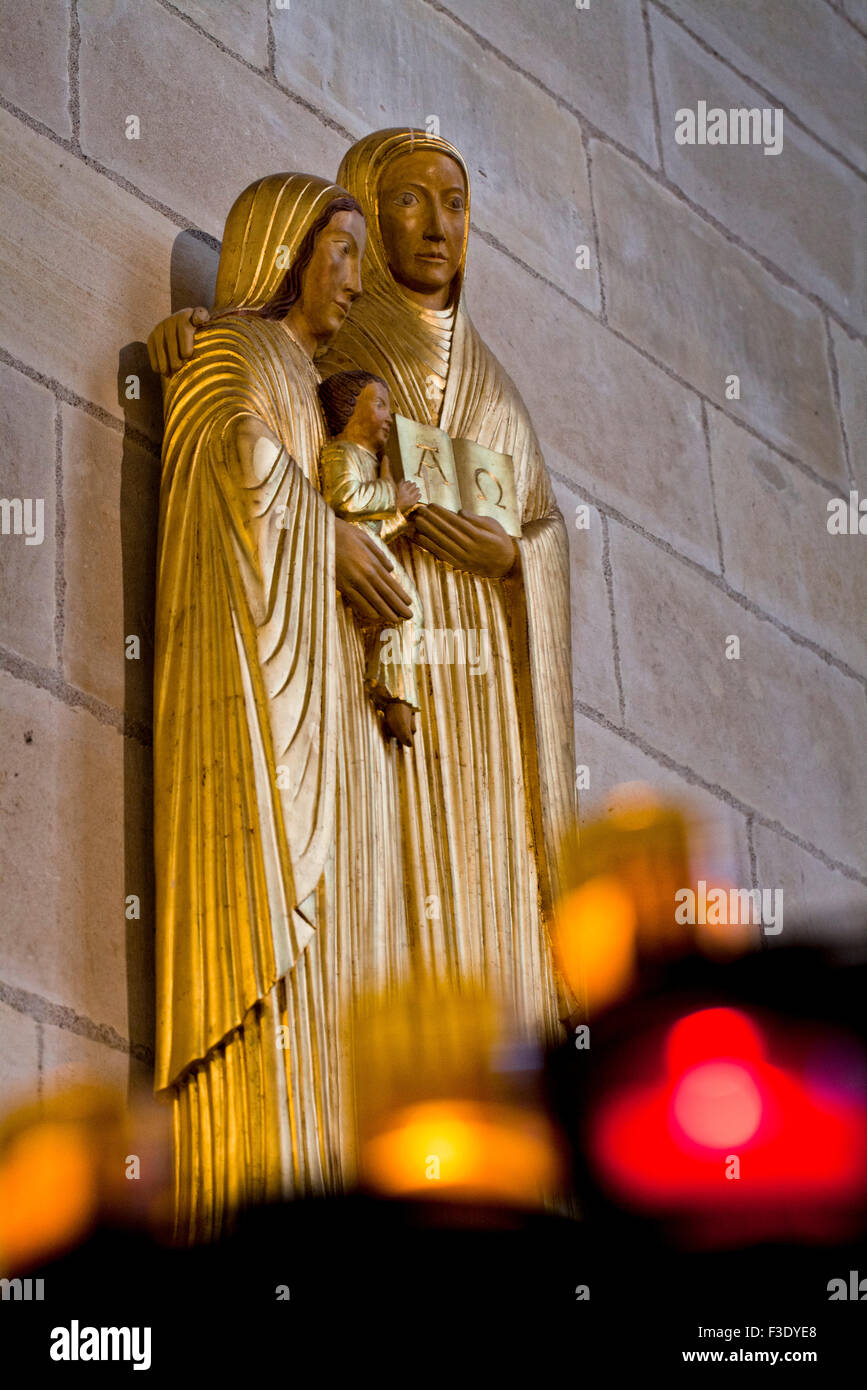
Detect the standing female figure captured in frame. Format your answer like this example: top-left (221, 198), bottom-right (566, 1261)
top-left (322, 129), bottom-right (578, 1042)
top-left (154, 174), bottom-right (410, 1241)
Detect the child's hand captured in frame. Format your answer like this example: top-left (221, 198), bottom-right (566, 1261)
top-left (396, 479), bottom-right (422, 513)
top-left (384, 700), bottom-right (416, 746)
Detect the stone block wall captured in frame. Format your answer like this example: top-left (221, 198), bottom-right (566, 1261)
top-left (1, 0), bottom-right (864, 1103)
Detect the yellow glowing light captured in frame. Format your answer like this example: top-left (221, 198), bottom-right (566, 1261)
top-left (361, 1100), bottom-right (561, 1204)
top-left (554, 874), bottom-right (637, 1014)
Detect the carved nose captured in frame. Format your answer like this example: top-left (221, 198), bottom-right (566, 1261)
top-left (424, 211), bottom-right (446, 240)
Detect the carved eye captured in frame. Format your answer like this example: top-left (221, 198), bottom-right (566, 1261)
top-left (395, 191), bottom-right (418, 207)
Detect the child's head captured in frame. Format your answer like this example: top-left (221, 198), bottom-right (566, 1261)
top-left (318, 370), bottom-right (391, 453)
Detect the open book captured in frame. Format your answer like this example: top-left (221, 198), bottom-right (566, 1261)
top-left (385, 414), bottom-right (522, 538)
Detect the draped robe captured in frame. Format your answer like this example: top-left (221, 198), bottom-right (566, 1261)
top-left (154, 176), bottom-right (408, 1241)
top-left (319, 130), bottom-right (579, 1048)
top-left (154, 154), bottom-right (578, 1239)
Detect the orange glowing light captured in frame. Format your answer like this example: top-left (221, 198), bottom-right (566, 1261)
top-left (0, 1122), bottom-right (97, 1271)
top-left (555, 874), bottom-right (637, 1013)
top-left (361, 1100), bottom-right (562, 1205)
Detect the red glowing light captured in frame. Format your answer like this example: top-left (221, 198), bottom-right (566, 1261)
top-left (671, 1061), bottom-right (763, 1147)
top-left (589, 1007), bottom-right (867, 1230)
top-left (666, 1008), bottom-right (764, 1077)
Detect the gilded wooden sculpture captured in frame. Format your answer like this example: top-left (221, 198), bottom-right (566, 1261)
top-left (318, 371), bottom-right (424, 746)
top-left (150, 131), bottom-right (577, 1239)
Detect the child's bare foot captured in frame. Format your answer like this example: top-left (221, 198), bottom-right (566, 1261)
top-left (384, 699), bottom-right (416, 746)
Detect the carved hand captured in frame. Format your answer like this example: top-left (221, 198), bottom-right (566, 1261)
top-left (147, 306), bottom-right (211, 376)
top-left (334, 517), bottom-right (414, 624)
top-left (411, 504), bottom-right (518, 578)
top-left (396, 479), bottom-right (422, 513)
top-left (383, 700), bottom-right (417, 746)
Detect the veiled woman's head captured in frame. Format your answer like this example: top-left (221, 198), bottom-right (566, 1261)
top-left (212, 174), bottom-right (366, 345)
top-left (259, 196), bottom-right (365, 338)
top-left (337, 130), bottom-right (472, 309)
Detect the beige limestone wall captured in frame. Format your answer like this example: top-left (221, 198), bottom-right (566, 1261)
top-left (0, 0), bottom-right (864, 1103)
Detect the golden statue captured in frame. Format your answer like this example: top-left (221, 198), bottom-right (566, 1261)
top-left (150, 131), bottom-right (577, 1240)
top-left (318, 370), bottom-right (424, 746)
top-left (323, 130), bottom-right (576, 1026)
top-left (154, 174), bottom-right (415, 1241)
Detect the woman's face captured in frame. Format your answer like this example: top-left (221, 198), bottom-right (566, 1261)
top-left (297, 208), bottom-right (367, 344)
top-left (378, 151), bottom-right (466, 300)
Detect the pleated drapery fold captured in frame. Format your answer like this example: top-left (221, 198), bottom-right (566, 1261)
top-left (320, 128), bottom-right (580, 1042)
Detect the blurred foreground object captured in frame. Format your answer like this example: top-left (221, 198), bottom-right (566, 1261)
top-left (353, 983), bottom-right (567, 1210)
top-left (0, 1083), bottom-right (173, 1274)
top-left (551, 788), bottom-right (866, 1252)
top-left (550, 936), bottom-right (867, 1251)
top-left (555, 784), bottom-right (755, 1015)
